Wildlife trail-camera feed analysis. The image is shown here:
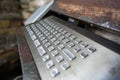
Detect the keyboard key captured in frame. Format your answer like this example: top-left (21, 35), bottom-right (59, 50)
top-left (38, 26), bottom-right (42, 29)
top-left (58, 44), bottom-right (65, 50)
top-left (33, 29), bottom-right (37, 32)
top-left (46, 61), bottom-right (54, 69)
top-left (40, 28), bottom-right (44, 31)
top-left (43, 29), bottom-right (46, 32)
top-left (88, 47), bottom-right (96, 53)
top-left (36, 23), bottom-right (41, 28)
top-left (37, 46), bottom-right (46, 56)
top-left (50, 29), bottom-right (55, 33)
top-left (65, 33), bottom-right (72, 37)
top-left (81, 43), bottom-right (89, 48)
top-left (51, 50), bottom-right (59, 56)
top-left (45, 32), bottom-right (50, 36)
top-left (35, 30), bottom-right (39, 34)
top-left (80, 52), bottom-right (88, 59)
top-left (40, 27), bottom-right (44, 31)
top-left (55, 27), bottom-right (60, 30)
top-left (39, 21), bottom-right (44, 24)
top-left (63, 39), bottom-right (70, 43)
top-left (48, 27), bottom-right (52, 31)
top-left (67, 42), bottom-right (75, 47)
top-left (54, 41), bottom-right (60, 45)
top-left (62, 30), bottom-right (67, 35)
top-left (45, 42), bottom-right (51, 47)
top-left (51, 38), bottom-right (57, 42)
top-left (61, 62), bottom-right (70, 70)
top-left (36, 32), bottom-right (41, 36)
top-left (26, 26), bottom-right (30, 31)
top-left (29, 31), bottom-right (34, 35)
top-left (26, 29), bottom-right (31, 32)
top-left (44, 30), bottom-right (48, 34)
top-left (42, 55), bottom-right (50, 62)
top-left (44, 25), bottom-right (48, 28)
top-left (33, 27), bottom-right (37, 30)
top-left (53, 31), bottom-right (58, 35)
top-left (49, 22), bottom-right (54, 26)
top-left (56, 56), bottom-right (64, 63)
top-left (40, 36), bottom-right (45, 41)
top-left (31, 35), bottom-right (36, 41)
top-left (46, 27), bottom-right (49, 29)
top-left (62, 49), bottom-right (76, 60)
top-left (34, 40), bottom-right (40, 47)
top-left (56, 33), bottom-right (61, 37)
top-left (58, 28), bottom-right (63, 32)
top-left (49, 23), bottom-right (54, 26)
top-left (53, 25), bottom-right (57, 28)
top-left (48, 35), bottom-right (53, 39)
top-left (69, 35), bottom-right (76, 40)
top-left (74, 38), bottom-right (82, 44)
top-left (73, 46), bottom-right (81, 52)
top-left (42, 39), bottom-right (48, 44)
top-left (31, 24), bottom-right (36, 29)
top-left (50, 68), bottom-right (60, 77)
top-left (38, 34), bottom-right (43, 38)
top-left (48, 46), bottom-right (55, 52)
top-left (34, 30), bottom-right (39, 33)
top-left (59, 36), bottom-right (65, 41)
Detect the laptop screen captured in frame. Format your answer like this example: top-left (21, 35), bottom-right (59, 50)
top-left (51, 0), bottom-right (120, 32)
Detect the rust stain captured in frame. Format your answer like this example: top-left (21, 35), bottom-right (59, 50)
top-left (56, 0), bottom-right (120, 10)
top-left (53, 0), bottom-right (120, 30)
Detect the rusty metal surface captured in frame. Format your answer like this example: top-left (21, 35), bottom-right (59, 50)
top-left (17, 28), bottom-right (40, 80)
top-left (51, 0), bottom-right (120, 31)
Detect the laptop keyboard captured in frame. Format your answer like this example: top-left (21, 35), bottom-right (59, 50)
top-left (25, 18), bottom-right (97, 78)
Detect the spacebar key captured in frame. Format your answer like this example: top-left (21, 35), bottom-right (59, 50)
top-left (62, 49), bottom-right (76, 60)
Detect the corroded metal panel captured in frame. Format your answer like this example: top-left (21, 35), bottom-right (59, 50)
top-left (52, 0), bottom-right (120, 31)
top-left (17, 28), bottom-right (40, 80)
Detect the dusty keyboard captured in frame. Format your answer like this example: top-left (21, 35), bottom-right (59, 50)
top-left (25, 17), bottom-right (97, 77)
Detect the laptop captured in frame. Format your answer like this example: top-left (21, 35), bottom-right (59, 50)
top-left (20, 0), bottom-right (120, 80)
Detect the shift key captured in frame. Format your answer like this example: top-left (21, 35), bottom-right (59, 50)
top-left (62, 49), bottom-right (76, 61)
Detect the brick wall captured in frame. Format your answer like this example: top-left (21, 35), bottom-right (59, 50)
top-left (0, 0), bottom-right (23, 52)
top-left (0, 0), bottom-right (23, 78)
top-left (0, 0), bottom-right (41, 79)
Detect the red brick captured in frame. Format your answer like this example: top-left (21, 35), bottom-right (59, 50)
top-left (8, 28), bottom-right (17, 35)
top-left (11, 20), bottom-right (23, 27)
top-left (1, 1), bottom-right (20, 11)
top-left (0, 20), bottom-right (10, 28)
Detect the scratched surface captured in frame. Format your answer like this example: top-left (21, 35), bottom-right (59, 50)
top-left (52, 0), bottom-right (120, 31)
top-left (17, 28), bottom-right (40, 80)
